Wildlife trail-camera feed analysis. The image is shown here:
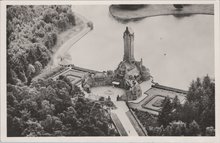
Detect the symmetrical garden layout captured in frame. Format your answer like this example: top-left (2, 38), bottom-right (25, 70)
top-left (47, 27), bottom-right (187, 136)
top-left (129, 84), bottom-right (187, 115)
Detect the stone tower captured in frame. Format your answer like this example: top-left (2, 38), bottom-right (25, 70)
top-left (123, 27), bottom-right (135, 63)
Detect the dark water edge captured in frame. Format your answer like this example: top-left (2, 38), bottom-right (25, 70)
top-left (109, 4), bottom-right (214, 24)
top-left (109, 11), bottom-right (197, 24)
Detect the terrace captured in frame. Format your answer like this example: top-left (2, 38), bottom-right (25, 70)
top-left (128, 85), bottom-right (187, 115)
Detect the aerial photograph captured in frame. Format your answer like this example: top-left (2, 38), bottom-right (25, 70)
top-left (6, 4), bottom-right (215, 137)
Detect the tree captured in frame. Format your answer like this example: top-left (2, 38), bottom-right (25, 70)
top-left (58, 75), bottom-right (72, 93)
top-left (57, 14), bottom-right (68, 31)
top-left (22, 120), bottom-right (45, 136)
top-left (186, 75), bottom-right (215, 134)
top-left (67, 11), bottom-right (75, 25)
top-left (7, 68), bottom-right (19, 84)
top-left (205, 126), bottom-right (215, 136)
top-left (38, 100), bottom-right (55, 120)
top-left (178, 101), bottom-right (199, 124)
top-left (188, 120), bottom-right (200, 136)
top-left (7, 117), bottom-right (24, 137)
top-left (18, 71), bottom-right (27, 83)
top-left (20, 109), bottom-right (31, 121)
top-left (163, 121), bottom-right (186, 136)
top-left (170, 96), bottom-right (182, 121)
top-left (148, 126), bottom-right (164, 136)
top-left (187, 78), bottom-right (202, 102)
top-left (172, 96), bottom-right (180, 109)
top-left (51, 32), bottom-right (57, 45)
top-left (34, 61), bottom-right (43, 75)
top-left (200, 105), bottom-right (215, 133)
top-left (202, 75), bottom-right (211, 89)
top-left (40, 115), bottom-right (63, 134)
top-left (158, 96), bottom-right (173, 127)
top-left (43, 8), bottom-right (54, 23)
top-left (99, 97), bottom-right (105, 101)
top-left (134, 75), bottom-right (215, 136)
top-left (7, 5), bottom-right (76, 85)
top-left (7, 76), bottom-right (118, 136)
top-left (140, 65), bottom-right (151, 81)
top-left (27, 64), bottom-right (35, 77)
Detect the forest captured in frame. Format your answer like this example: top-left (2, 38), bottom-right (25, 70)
top-left (6, 5), bottom-right (119, 137)
top-left (7, 76), bottom-right (118, 136)
top-left (135, 75), bottom-right (215, 136)
top-left (7, 5), bottom-right (76, 85)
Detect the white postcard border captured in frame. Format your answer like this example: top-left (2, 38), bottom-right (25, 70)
top-left (1, 0), bottom-right (219, 143)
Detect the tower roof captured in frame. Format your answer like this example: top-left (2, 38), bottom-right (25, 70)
top-left (124, 26), bottom-right (134, 35)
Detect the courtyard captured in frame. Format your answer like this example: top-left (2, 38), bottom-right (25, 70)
top-left (89, 86), bottom-right (126, 101)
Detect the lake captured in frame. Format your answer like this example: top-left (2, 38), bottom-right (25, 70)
top-left (68, 5), bottom-right (214, 90)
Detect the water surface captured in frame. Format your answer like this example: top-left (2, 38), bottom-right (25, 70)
top-left (69, 5), bottom-right (214, 90)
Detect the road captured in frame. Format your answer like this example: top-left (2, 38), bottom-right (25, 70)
top-left (112, 101), bottom-right (139, 136)
top-left (53, 27), bottom-right (91, 66)
top-left (52, 13), bottom-right (92, 66)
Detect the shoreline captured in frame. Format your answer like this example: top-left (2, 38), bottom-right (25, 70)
top-left (52, 12), bottom-right (91, 66)
top-left (51, 12), bottom-right (91, 65)
top-left (109, 4), bottom-right (214, 21)
top-left (51, 14), bottom-right (85, 54)
top-left (35, 12), bottom-right (92, 80)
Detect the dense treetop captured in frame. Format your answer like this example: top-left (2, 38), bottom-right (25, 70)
top-left (7, 5), bottom-right (76, 85)
top-left (6, 6), bottom-right (119, 136)
top-left (7, 76), bottom-right (118, 136)
top-left (135, 75), bottom-right (215, 136)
